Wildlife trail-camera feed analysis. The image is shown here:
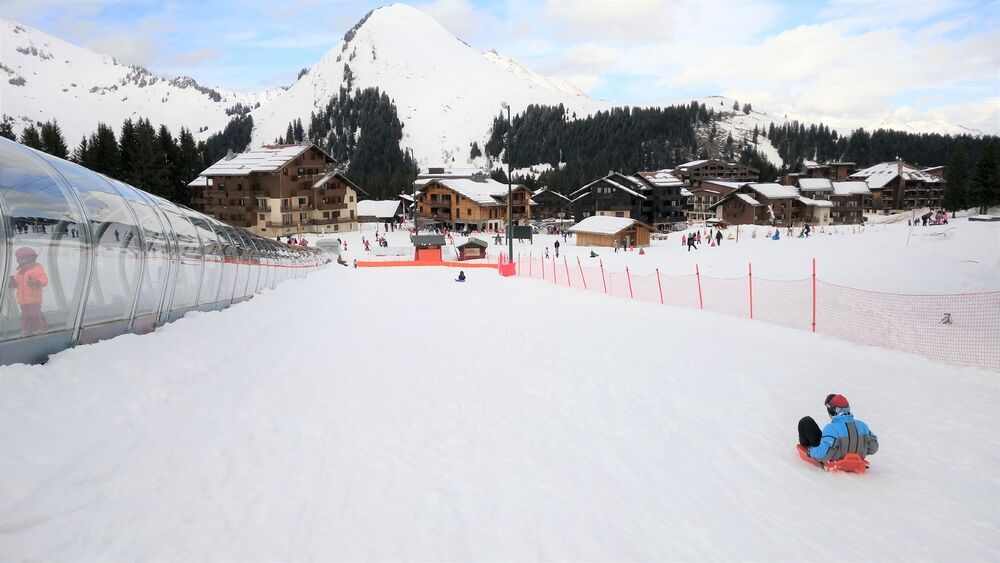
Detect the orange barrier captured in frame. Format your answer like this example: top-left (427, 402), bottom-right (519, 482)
top-left (356, 260), bottom-right (497, 269)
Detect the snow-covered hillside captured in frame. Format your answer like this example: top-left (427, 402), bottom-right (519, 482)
top-left (248, 4), bottom-right (612, 165)
top-left (0, 219), bottom-right (997, 560)
top-left (0, 19), bottom-right (282, 144)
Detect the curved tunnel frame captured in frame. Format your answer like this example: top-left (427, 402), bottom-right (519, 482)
top-left (0, 137), bottom-right (327, 366)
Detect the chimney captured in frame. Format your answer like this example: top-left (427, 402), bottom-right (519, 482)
top-left (225, 148), bottom-right (235, 161)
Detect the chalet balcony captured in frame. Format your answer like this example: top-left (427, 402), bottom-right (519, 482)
top-left (318, 202), bottom-right (348, 211)
top-left (203, 190), bottom-right (226, 198)
top-left (265, 222), bottom-right (295, 229)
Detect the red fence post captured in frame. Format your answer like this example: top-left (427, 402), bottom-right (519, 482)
top-left (626, 266), bottom-right (634, 299)
top-left (811, 257), bottom-right (817, 332)
top-left (600, 259), bottom-right (608, 294)
top-left (578, 257), bottom-right (587, 290)
top-left (696, 264), bottom-right (704, 310)
top-left (564, 257), bottom-right (571, 288)
top-left (748, 262), bottom-right (754, 320)
top-left (656, 268), bottom-right (664, 304)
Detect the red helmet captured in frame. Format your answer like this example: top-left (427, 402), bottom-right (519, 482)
top-left (825, 394), bottom-right (850, 416)
top-left (14, 247), bottom-right (37, 260)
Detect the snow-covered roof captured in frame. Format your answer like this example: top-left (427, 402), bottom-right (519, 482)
top-left (312, 171), bottom-right (365, 194)
top-left (399, 193), bottom-right (415, 202)
top-left (531, 187), bottom-right (572, 202)
top-left (200, 144), bottom-right (327, 177)
top-left (424, 178), bottom-right (512, 206)
top-left (798, 196), bottom-right (834, 207)
top-left (636, 169), bottom-right (684, 188)
top-left (797, 178), bottom-right (833, 191)
top-left (357, 200), bottom-right (402, 218)
top-left (187, 176), bottom-right (209, 188)
top-left (700, 180), bottom-right (745, 190)
top-left (569, 173), bottom-right (648, 200)
top-left (680, 188), bottom-right (693, 197)
top-left (736, 193), bottom-right (762, 206)
top-left (676, 159), bottom-right (708, 168)
top-left (747, 183), bottom-right (800, 199)
top-left (849, 162), bottom-right (942, 189)
top-left (568, 216), bottom-right (639, 236)
top-left (831, 181), bottom-right (871, 196)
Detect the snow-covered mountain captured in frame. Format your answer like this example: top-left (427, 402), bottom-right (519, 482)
top-left (1, 4), bottom-right (611, 166)
top-left (0, 18), bottom-right (283, 145)
top-left (247, 4), bottom-right (611, 165)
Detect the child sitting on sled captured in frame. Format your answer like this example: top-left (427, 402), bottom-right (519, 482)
top-left (798, 394), bottom-right (879, 465)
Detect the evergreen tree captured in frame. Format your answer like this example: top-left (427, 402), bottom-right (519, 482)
top-left (177, 127), bottom-right (203, 186)
top-left (285, 123), bottom-right (295, 144)
top-left (119, 119), bottom-right (138, 186)
top-left (968, 141), bottom-right (1000, 214)
top-left (732, 100), bottom-right (739, 111)
top-left (39, 120), bottom-right (69, 159)
top-left (159, 124), bottom-right (183, 202)
top-left (89, 123), bottom-right (121, 178)
top-left (19, 124), bottom-right (44, 150)
top-left (72, 136), bottom-right (90, 165)
top-left (123, 118), bottom-right (170, 198)
top-left (942, 145), bottom-right (968, 216)
top-left (0, 115), bottom-right (15, 141)
top-left (752, 125), bottom-right (759, 145)
top-left (470, 141), bottom-right (482, 159)
top-left (293, 118), bottom-right (305, 142)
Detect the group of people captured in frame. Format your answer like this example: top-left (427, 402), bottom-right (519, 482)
top-left (543, 240), bottom-right (562, 259)
top-left (363, 235), bottom-right (389, 252)
top-left (683, 229), bottom-right (724, 251)
top-left (909, 210), bottom-right (949, 226)
top-left (278, 235), bottom-right (309, 247)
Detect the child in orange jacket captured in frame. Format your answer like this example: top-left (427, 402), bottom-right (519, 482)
top-left (8, 247), bottom-right (48, 334)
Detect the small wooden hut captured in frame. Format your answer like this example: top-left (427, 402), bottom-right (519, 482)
top-left (456, 237), bottom-right (488, 260)
top-left (411, 234), bottom-right (446, 262)
top-left (568, 216), bottom-right (654, 247)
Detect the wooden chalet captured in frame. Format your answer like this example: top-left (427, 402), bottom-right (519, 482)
top-left (457, 237), bottom-right (488, 260)
top-left (568, 216), bottom-right (654, 248)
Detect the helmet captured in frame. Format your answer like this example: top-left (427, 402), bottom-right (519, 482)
top-left (15, 247), bottom-right (37, 260)
top-left (825, 394), bottom-right (850, 417)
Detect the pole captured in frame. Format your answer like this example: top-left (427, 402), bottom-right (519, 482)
top-left (626, 266), bottom-right (634, 299)
top-left (811, 257), bottom-right (817, 332)
top-left (506, 104), bottom-right (514, 263)
top-left (748, 262), bottom-right (754, 320)
top-left (696, 263), bottom-right (704, 310)
top-left (656, 267), bottom-right (664, 304)
top-left (578, 257), bottom-right (587, 290)
top-left (600, 259), bottom-right (607, 294)
top-left (564, 256), bottom-right (571, 288)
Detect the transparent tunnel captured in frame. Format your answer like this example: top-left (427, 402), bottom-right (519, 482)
top-left (0, 137), bottom-right (326, 365)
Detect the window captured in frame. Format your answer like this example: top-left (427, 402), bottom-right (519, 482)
top-left (218, 183), bottom-right (225, 190)
top-left (334, 224), bottom-right (339, 231)
top-left (615, 211), bottom-right (624, 217)
top-left (259, 214), bottom-right (265, 220)
top-left (298, 168), bottom-right (304, 175)
top-left (349, 196), bottom-right (354, 202)
top-left (283, 168), bottom-right (288, 175)
top-left (236, 183), bottom-right (242, 191)
top-left (350, 210), bottom-right (355, 219)
top-left (299, 198), bottom-right (306, 205)
top-left (323, 212), bottom-right (330, 218)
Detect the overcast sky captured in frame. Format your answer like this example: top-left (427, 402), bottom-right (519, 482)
top-left (3, 0), bottom-right (998, 133)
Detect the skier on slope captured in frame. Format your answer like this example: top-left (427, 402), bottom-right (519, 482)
top-left (798, 394), bottom-right (879, 464)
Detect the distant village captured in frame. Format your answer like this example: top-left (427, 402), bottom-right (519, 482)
top-left (189, 141), bottom-right (948, 246)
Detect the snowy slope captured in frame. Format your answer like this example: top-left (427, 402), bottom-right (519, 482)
top-left (248, 4), bottom-right (612, 166)
top-left (0, 19), bottom-right (282, 144)
top-left (0, 234), bottom-right (997, 559)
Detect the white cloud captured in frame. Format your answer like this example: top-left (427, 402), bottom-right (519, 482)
top-left (417, 0), bottom-right (497, 43)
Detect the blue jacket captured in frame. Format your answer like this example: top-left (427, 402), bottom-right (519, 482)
top-left (809, 414), bottom-right (879, 462)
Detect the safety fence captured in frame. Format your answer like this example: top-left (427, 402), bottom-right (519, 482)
top-left (514, 254), bottom-right (1000, 372)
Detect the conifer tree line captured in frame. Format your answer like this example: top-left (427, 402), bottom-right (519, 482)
top-left (1, 114), bottom-right (254, 207)
top-left (485, 103), bottom-right (999, 209)
top-left (283, 86), bottom-right (417, 200)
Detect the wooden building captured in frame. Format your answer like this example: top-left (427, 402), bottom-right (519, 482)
top-left (194, 143), bottom-right (364, 237)
top-left (415, 178), bottom-right (532, 232)
top-left (710, 183), bottom-right (804, 226)
top-left (412, 234), bottom-right (446, 262)
top-left (634, 169), bottom-right (689, 228)
top-left (568, 216), bottom-right (654, 248)
top-left (530, 187), bottom-right (573, 220)
top-left (457, 237), bottom-right (488, 260)
top-left (687, 180), bottom-right (742, 223)
top-left (674, 159), bottom-right (759, 187)
top-left (357, 200), bottom-right (403, 223)
top-left (849, 161), bottom-right (944, 211)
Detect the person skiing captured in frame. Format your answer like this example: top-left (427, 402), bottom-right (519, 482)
top-left (545, 247), bottom-right (550, 259)
top-left (8, 247), bottom-right (49, 334)
top-left (804, 223), bottom-right (811, 237)
top-left (687, 234), bottom-right (698, 252)
top-left (456, 270), bottom-right (466, 282)
top-left (553, 239), bottom-right (560, 258)
top-left (798, 394), bottom-right (879, 464)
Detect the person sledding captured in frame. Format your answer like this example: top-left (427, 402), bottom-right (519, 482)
top-left (797, 394), bottom-right (878, 472)
top-left (455, 270), bottom-right (466, 283)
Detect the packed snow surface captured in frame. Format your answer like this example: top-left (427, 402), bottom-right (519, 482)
top-left (1, 220), bottom-right (998, 560)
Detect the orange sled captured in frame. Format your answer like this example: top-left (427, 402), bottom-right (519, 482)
top-left (796, 444), bottom-right (868, 474)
